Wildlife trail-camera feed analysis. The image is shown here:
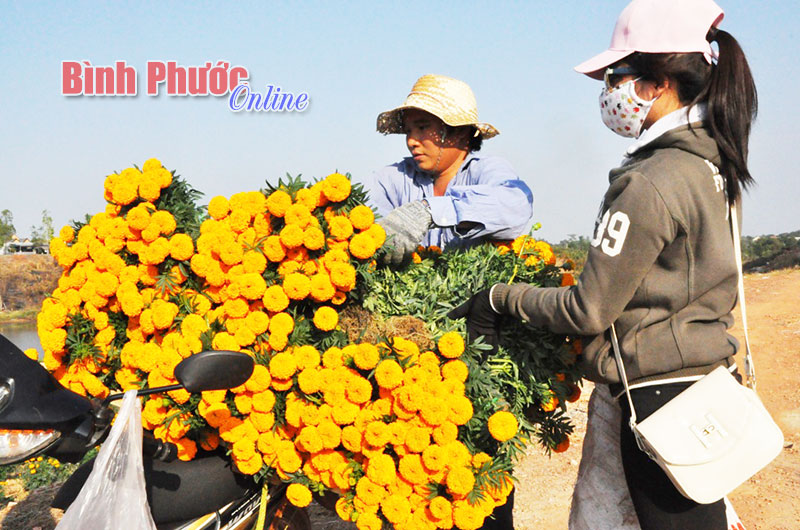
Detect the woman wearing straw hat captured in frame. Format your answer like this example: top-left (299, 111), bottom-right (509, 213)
top-left (365, 74), bottom-right (533, 266)
top-left (449, 0), bottom-right (758, 528)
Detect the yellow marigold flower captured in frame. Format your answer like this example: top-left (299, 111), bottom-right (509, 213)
top-left (152, 300), bottom-right (179, 330)
top-left (138, 172), bottom-right (162, 202)
top-left (429, 496), bottom-right (452, 521)
top-left (356, 475), bottom-right (387, 506)
top-left (211, 331), bottom-right (239, 351)
top-left (235, 453), bottom-right (263, 475)
top-left (310, 305), bottom-right (337, 331)
top-left (241, 251), bottom-right (266, 274)
top-left (353, 343), bottom-right (379, 370)
top-left (341, 424), bottom-right (363, 452)
top-left (261, 285), bottom-right (289, 313)
top-left (334, 497), bottom-right (353, 521)
top-left (327, 262), bottom-right (355, 293)
top-left (142, 158), bottom-right (162, 172)
top-left (448, 396), bottom-right (474, 426)
top-left (366, 453), bottom-right (397, 486)
top-left (365, 223), bottom-right (387, 248)
top-left (487, 410), bottom-right (518, 442)
top-left (297, 367), bottom-right (321, 394)
top-left (362, 421), bottom-right (388, 448)
top-left (373, 359), bottom-right (403, 390)
top-left (150, 210), bottom-right (176, 235)
top-left (222, 297), bottom-right (248, 319)
top-left (243, 311), bottom-right (269, 336)
top-left (405, 425), bottom-right (431, 454)
top-left (348, 205), bottom-right (375, 230)
top-left (252, 389), bottom-right (276, 412)
top-left (381, 494), bottom-right (412, 526)
top-left (345, 374), bottom-right (372, 405)
top-left (327, 216), bottom-right (353, 241)
top-left (349, 231), bottom-right (377, 260)
top-left (431, 421), bottom-right (458, 446)
top-left (419, 400), bottom-right (449, 427)
top-left (268, 333), bottom-right (289, 352)
top-left (266, 190), bottom-right (292, 217)
top-left (284, 203), bottom-right (312, 227)
top-left (437, 331), bottom-right (466, 359)
top-left (299, 226), bottom-right (324, 251)
top-left (111, 177), bottom-right (138, 205)
top-left (262, 235), bottom-right (286, 263)
top-left (269, 311), bottom-right (294, 334)
top-left (446, 466), bottom-right (475, 497)
top-left (305, 273), bottom-right (334, 303)
top-left (355, 511), bottom-right (381, 530)
top-left (237, 272), bottom-right (267, 300)
top-left (421, 444), bottom-right (446, 473)
top-left (322, 173), bottom-right (351, 202)
top-left (286, 483), bottom-right (312, 508)
top-left (296, 425), bottom-right (323, 453)
top-left (398, 453), bottom-right (426, 485)
top-left (279, 223), bottom-right (304, 249)
top-left (282, 272), bottom-right (311, 300)
top-left (219, 240), bottom-right (244, 266)
top-left (167, 233), bottom-right (194, 261)
top-left (58, 225), bottom-right (75, 243)
top-left (226, 208), bottom-right (249, 233)
top-left (441, 359), bottom-right (469, 383)
top-left (269, 351), bottom-right (297, 380)
top-left (317, 420), bottom-right (342, 450)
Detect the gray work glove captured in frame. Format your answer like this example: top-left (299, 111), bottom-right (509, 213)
top-left (377, 200), bottom-right (433, 266)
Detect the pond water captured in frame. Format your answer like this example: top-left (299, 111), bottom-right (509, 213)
top-left (0, 321), bottom-right (43, 360)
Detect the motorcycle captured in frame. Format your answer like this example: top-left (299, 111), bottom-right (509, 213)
top-left (0, 333), bottom-right (313, 530)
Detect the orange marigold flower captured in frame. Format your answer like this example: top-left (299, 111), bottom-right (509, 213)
top-left (59, 225), bottom-right (75, 243)
top-left (561, 272), bottom-right (576, 287)
top-left (244, 311), bottom-right (270, 336)
top-left (349, 231), bottom-right (377, 260)
top-left (309, 273), bottom-right (335, 302)
top-left (429, 496), bottom-right (452, 520)
top-left (269, 351), bottom-right (297, 380)
top-left (437, 331), bottom-right (465, 359)
top-left (365, 223), bottom-right (386, 248)
top-left (327, 262), bottom-right (356, 291)
top-left (354, 343), bottom-right (379, 370)
top-left (279, 224), bottom-right (305, 249)
top-left (327, 216), bottom-right (353, 241)
top-left (236, 272), bottom-right (267, 300)
top-left (252, 389), bottom-right (276, 412)
top-left (262, 285), bottom-right (290, 313)
top-left (348, 205), bottom-right (375, 231)
top-left (284, 203), bottom-right (313, 228)
top-left (374, 359), bottom-right (403, 389)
top-left (422, 444), bottom-right (446, 472)
top-left (487, 410), bottom-right (518, 442)
top-left (452, 500), bottom-right (483, 530)
top-left (313, 306), bottom-right (338, 331)
top-left (303, 226), bottom-right (325, 250)
top-left (322, 173), bottom-right (351, 202)
top-left (398, 453), bottom-right (426, 485)
top-left (207, 195), bottom-right (230, 220)
top-left (282, 272), bottom-right (311, 300)
top-left (446, 466), bottom-right (475, 497)
top-left (263, 235), bottom-right (286, 262)
top-left (364, 421), bottom-right (391, 447)
top-left (286, 483), bottom-right (312, 508)
top-left (266, 190), bottom-right (292, 217)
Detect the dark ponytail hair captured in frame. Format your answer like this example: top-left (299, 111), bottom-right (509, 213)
top-left (628, 29), bottom-right (757, 202)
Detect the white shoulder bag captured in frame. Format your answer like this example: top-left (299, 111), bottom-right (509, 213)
top-left (610, 204), bottom-right (784, 504)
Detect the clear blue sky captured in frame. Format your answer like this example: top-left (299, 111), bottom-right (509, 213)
top-left (2, 0), bottom-right (797, 243)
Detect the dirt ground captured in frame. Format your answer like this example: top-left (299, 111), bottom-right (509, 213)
top-left (1, 269), bottom-right (798, 529)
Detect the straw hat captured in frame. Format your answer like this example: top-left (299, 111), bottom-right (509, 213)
top-left (376, 74), bottom-right (499, 139)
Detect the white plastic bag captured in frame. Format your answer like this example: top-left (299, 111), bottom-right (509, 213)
top-left (569, 384), bottom-right (746, 530)
top-left (56, 389), bottom-right (157, 530)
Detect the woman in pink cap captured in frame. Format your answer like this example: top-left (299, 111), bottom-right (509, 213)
top-left (449, 0), bottom-right (757, 528)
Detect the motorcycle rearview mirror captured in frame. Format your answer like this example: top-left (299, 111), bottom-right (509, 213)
top-left (174, 350), bottom-right (255, 393)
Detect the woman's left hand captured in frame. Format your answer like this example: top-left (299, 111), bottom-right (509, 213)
top-left (447, 288), bottom-right (502, 355)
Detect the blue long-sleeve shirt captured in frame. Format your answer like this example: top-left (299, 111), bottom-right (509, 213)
top-left (361, 155), bottom-right (534, 249)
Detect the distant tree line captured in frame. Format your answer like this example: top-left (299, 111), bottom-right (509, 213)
top-left (552, 229), bottom-right (800, 275)
top-left (0, 209), bottom-right (55, 247)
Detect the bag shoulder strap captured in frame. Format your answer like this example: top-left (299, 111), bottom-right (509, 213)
top-left (611, 202), bottom-right (757, 431)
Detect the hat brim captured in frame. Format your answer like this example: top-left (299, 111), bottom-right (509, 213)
top-left (376, 105), bottom-right (499, 139)
top-left (574, 49), bottom-right (635, 79)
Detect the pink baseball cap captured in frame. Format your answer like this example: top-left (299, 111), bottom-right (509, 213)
top-left (575, 0), bottom-right (725, 79)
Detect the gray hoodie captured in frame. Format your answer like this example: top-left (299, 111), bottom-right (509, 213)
top-left (492, 124), bottom-right (739, 385)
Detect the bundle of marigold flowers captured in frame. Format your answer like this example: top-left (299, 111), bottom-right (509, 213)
top-left (39, 159), bottom-right (579, 530)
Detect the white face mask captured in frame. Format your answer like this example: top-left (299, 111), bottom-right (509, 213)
top-left (599, 79), bottom-right (657, 138)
